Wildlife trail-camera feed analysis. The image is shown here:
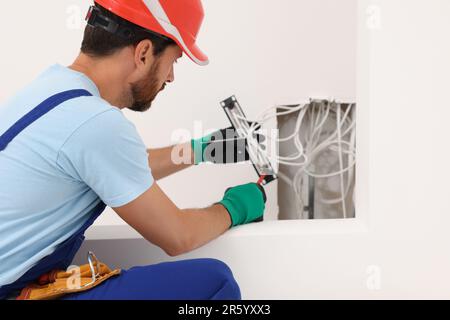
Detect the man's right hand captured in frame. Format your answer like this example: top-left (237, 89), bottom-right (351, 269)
top-left (217, 183), bottom-right (267, 228)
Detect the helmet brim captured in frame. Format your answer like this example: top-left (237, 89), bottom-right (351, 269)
top-left (182, 41), bottom-right (209, 66)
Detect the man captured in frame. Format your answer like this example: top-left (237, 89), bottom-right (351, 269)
top-left (0, 0), bottom-right (266, 300)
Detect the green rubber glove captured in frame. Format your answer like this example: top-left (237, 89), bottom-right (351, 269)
top-left (217, 183), bottom-right (267, 228)
top-left (191, 124), bottom-right (266, 165)
top-left (191, 133), bottom-right (213, 165)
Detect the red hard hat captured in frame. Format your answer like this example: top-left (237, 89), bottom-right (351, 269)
top-left (93, 0), bottom-right (209, 66)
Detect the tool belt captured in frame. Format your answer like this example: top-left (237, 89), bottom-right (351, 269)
top-left (16, 252), bottom-right (121, 300)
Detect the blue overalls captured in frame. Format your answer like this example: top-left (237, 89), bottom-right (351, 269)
top-left (0, 90), bottom-right (241, 300)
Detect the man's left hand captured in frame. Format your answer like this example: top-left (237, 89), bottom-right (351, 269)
top-left (191, 122), bottom-right (266, 164)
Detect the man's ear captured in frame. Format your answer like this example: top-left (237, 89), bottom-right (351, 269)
top-left (134, 39), bottom-right (155, 69)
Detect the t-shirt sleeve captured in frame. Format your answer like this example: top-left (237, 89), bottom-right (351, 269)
top-left (56, 109), bottom-right (154, 208)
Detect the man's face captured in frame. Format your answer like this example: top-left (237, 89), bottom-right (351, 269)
top-left (129, 45), bottom-right (182, 112)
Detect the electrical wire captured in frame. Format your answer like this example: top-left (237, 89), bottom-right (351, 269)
top-left (240, 100), bottom-right (356, 219)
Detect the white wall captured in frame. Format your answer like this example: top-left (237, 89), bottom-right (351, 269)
top-left (4, 0), bottom-right (450, 299)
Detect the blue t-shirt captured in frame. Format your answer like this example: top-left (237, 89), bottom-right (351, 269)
top-left (0, 64), bottom-right (154, 287)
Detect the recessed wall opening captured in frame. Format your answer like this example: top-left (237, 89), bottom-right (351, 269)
top-left (276, 100), bottom-right (356, 220)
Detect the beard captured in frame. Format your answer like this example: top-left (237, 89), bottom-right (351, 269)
top-left (128, 60), bottom-right (166, 113)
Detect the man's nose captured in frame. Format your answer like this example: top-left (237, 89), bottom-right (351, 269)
top-left (166, 65), bottom-right (175, 83)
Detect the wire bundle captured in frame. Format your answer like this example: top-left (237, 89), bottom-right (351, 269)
top-left (243, 100), bottom-right (356, 219)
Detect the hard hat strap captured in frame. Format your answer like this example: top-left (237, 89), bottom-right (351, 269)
top-left (85, 5), bottom-right (171, 42)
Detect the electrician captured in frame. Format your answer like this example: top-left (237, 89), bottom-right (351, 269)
top-left (0, 0), bottom-right (266, 300)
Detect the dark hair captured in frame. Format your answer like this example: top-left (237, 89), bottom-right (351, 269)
top-left (81, 4), bottom-right (176, 57)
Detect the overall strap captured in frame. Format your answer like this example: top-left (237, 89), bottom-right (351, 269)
top-left (0, 89), bottom-right (92, 151)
